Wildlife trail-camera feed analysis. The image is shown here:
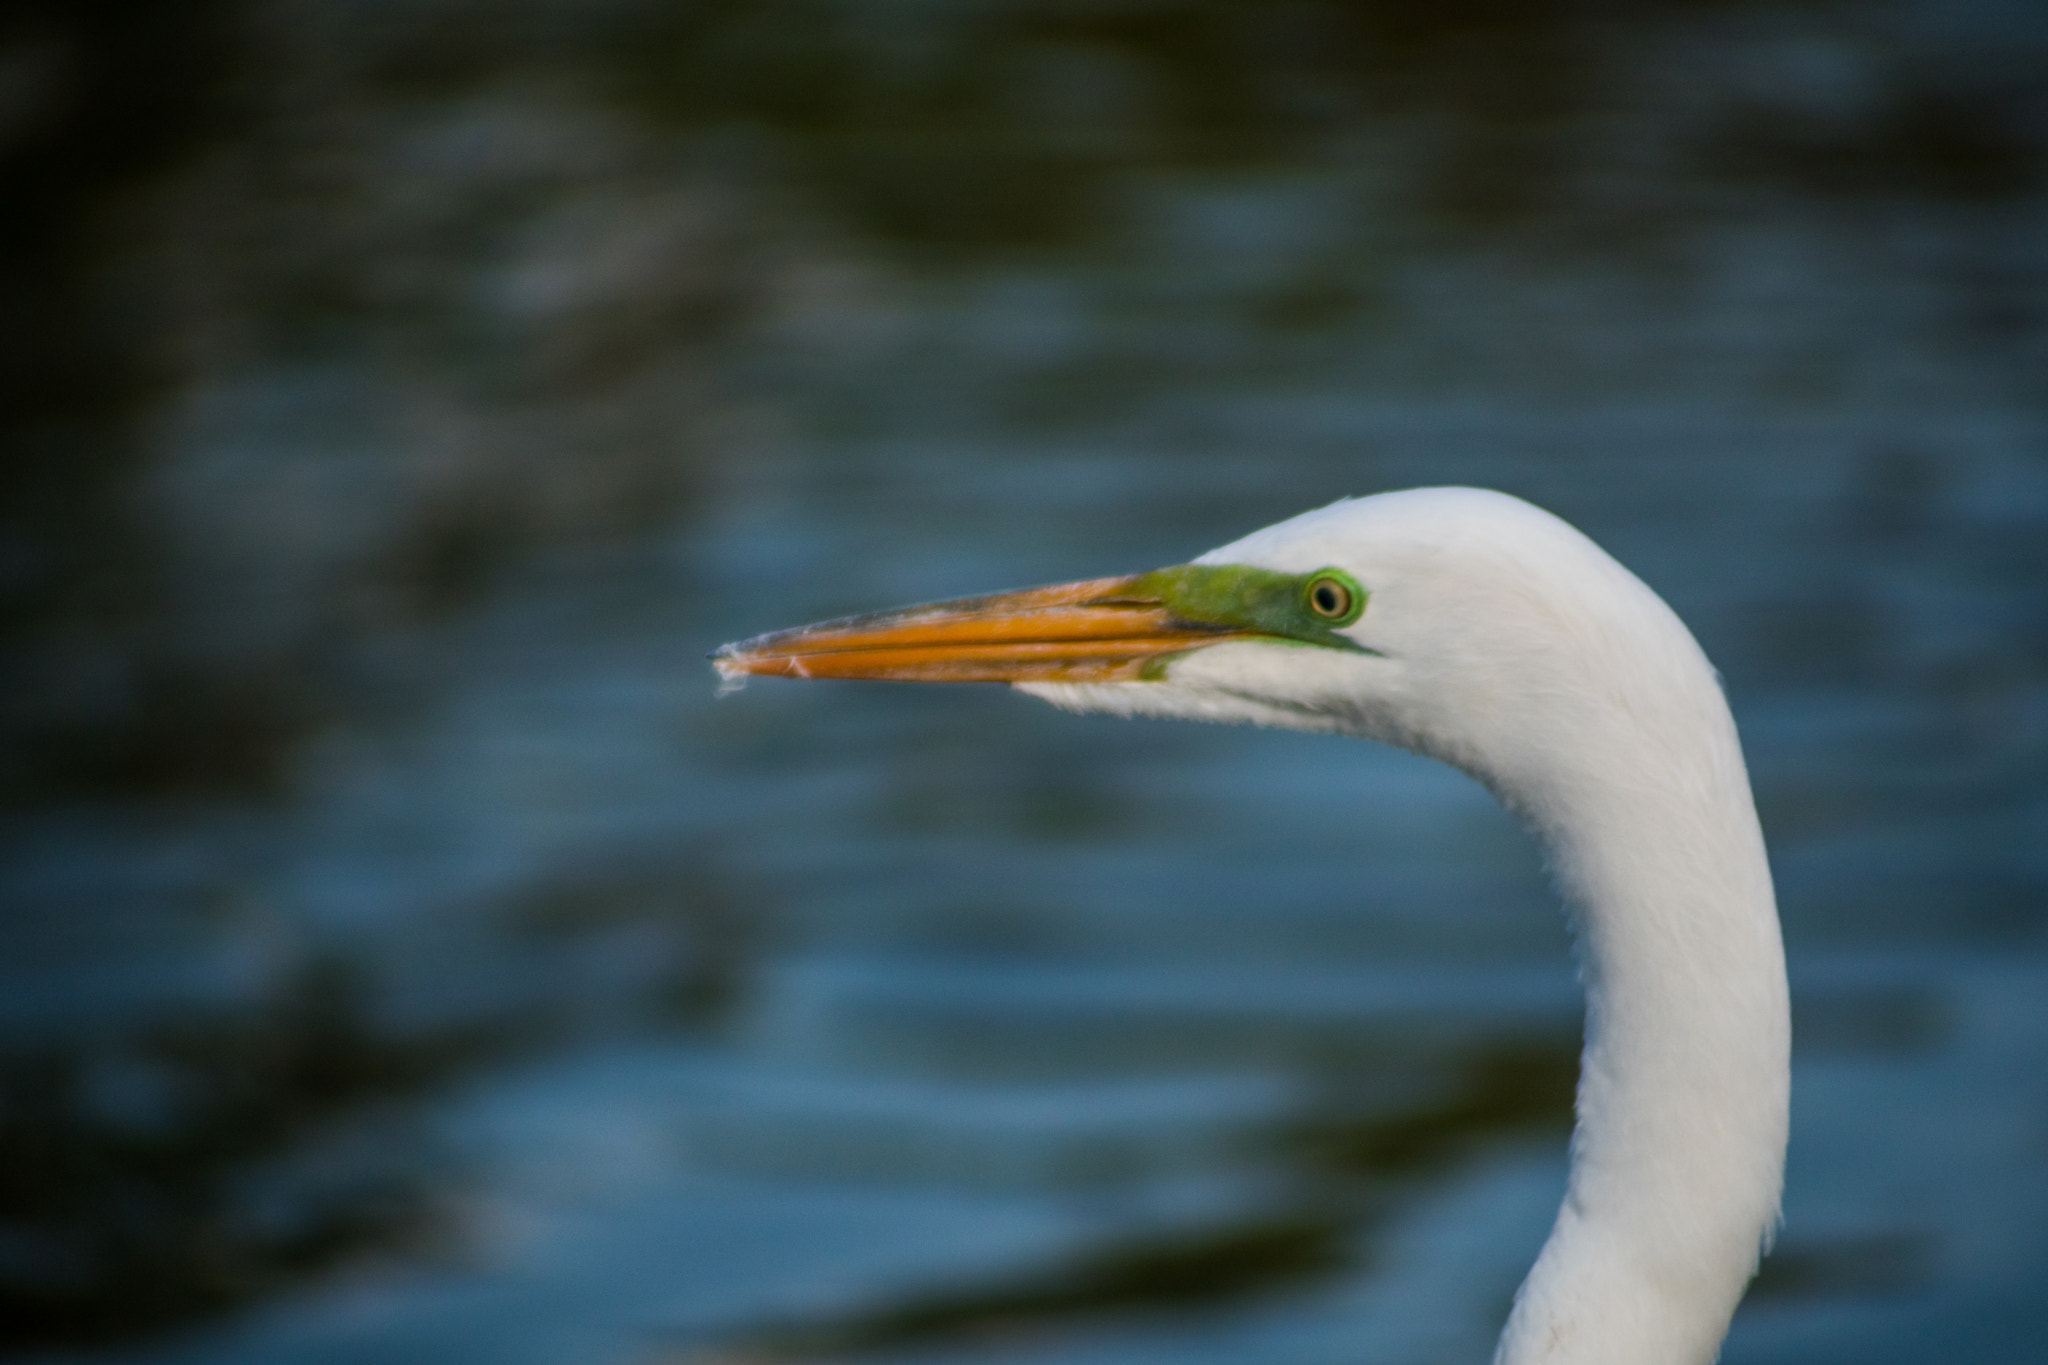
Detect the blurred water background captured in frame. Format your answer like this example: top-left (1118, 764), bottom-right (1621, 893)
top-left (3, 1), bottom-right (2046, 1362)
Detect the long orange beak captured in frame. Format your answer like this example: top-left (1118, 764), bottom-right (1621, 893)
top-left (711, 574), bottom-right (1248, 685)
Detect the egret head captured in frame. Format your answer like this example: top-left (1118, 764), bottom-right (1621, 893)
top-left (713, 487), bottom-right (1697, 788)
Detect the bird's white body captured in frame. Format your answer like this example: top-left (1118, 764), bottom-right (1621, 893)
top-left (719, 486), bottom-right (1790, 1364)
top-left (1022, 490), bottom-right (1789, 1365)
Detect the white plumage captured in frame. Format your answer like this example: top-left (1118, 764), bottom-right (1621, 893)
top-left (718, 487), bottom-right (1791, 1364)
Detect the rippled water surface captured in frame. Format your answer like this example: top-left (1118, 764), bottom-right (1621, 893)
top-left (3, 2), bottom-right (2046, 1363)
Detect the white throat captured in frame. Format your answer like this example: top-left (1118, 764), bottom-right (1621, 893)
top-left (1480, 648), bottom-right (1789, 1365)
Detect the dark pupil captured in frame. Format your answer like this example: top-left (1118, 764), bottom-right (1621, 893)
top-left (1312, 581), bottom-right (1343, 615)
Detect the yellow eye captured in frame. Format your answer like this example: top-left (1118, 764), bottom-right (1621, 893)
top-left (1306, 573), bottom-right (1356, 621)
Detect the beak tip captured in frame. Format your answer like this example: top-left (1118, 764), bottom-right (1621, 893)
top-left (711, 647), bottom-right (754, 694)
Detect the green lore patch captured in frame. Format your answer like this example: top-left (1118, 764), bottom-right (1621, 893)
top-left (1115, 563), bottom-right (1369, 652)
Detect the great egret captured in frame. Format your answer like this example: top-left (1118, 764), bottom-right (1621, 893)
top-left (713, 487), bottom-right (1789, 1365)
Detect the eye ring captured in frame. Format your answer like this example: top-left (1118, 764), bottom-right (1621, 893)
top-left (1303, 570), bottom-right (1364, 625)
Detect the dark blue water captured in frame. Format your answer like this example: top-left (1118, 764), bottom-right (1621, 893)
top-left (3, 3), bottom-right (2046, 1363)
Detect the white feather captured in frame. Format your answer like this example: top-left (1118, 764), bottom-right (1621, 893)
top-left (1021, 488), bottom-right (1788, 1365)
